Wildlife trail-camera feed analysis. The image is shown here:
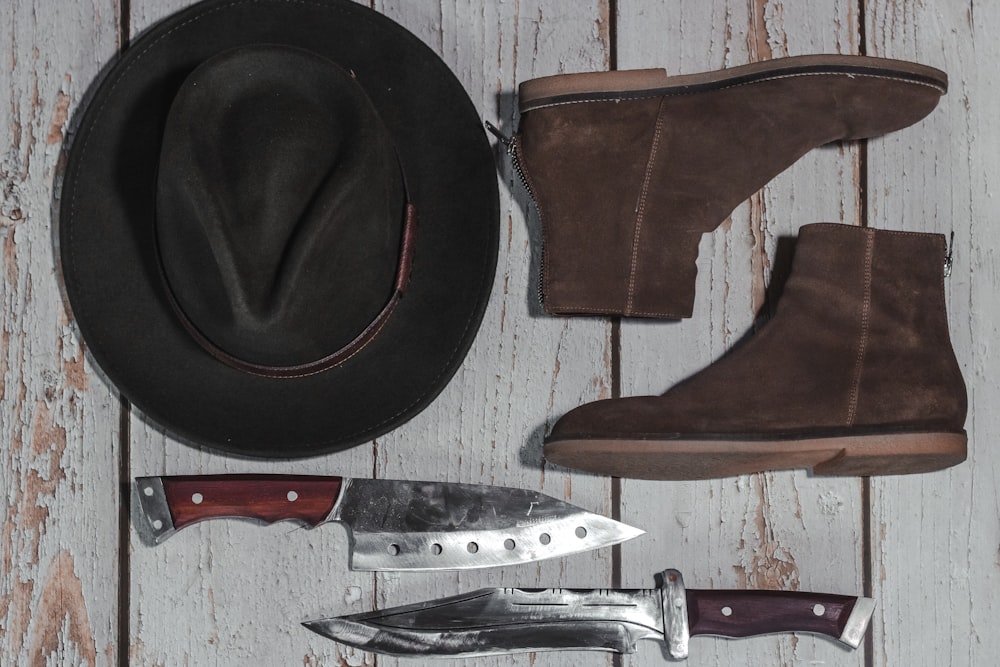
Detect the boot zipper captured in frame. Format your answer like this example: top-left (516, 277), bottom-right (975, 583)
top-left (485, 121), bottom-right (545, 303)
top-left (944, 230), bottom-right (954, 278)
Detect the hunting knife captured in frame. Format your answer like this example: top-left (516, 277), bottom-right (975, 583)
top-left (303, 568), bottom-right (875, 660)
top-left (135, 474), bottom-right (643, 571)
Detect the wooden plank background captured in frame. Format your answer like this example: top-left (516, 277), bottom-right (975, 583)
top-left (2, 1), bottom-right (996, 665)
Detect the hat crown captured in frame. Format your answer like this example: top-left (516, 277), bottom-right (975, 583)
top-left (156, 45), bottom-right (404, 368)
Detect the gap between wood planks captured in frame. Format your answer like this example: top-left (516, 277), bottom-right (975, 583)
top-left (106, 2), bottom-right (875, 665)
top-left (116, 7), bottom-right (132, 667)
top-left (608, 5), bottom-right (623, 667)
top-left (857, 2), bottom-right (875, 666)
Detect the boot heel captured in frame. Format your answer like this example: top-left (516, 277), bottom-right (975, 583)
top-left (812, 432), bottom-right (968, 476)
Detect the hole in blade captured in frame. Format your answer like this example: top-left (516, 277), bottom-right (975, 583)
top-left (504, 539), bottom-right (516, 550)
top-left (387, 544), bottom-right (400, 556)
top-left (575, 526), bottom-right (587, 538)
top-left (539, 533), bottom-right (551, 545)
top-left (467, 542), bottom-right (479, 554)
top-left (431, 543), bottom-right (442, 555)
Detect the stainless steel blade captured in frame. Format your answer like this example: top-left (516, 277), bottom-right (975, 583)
top-left (329, 478), bottom-right (644, 571)
top-left (303, 587), bottom-right (665, 657)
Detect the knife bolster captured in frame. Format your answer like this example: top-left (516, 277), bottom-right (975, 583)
top-left (657, 569), bottom-right (690, 659)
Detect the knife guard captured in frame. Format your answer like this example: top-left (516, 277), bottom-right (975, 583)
top-left (141, 474), bottom-right (343, 533)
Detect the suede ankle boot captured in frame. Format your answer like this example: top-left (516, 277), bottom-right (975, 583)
top-left (511, 56), bottom-right (947, 318)
top-left (544, 223), bottom-right (967, 480)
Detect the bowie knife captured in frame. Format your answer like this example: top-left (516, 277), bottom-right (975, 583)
top-left (303, 568), bottom-right (875, 660)
top-left (135, 474), bottom-right (642, 571)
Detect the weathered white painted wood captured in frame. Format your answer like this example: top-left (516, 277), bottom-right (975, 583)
top-left (12, 1), bottom-right (992, 665)
top-left (865, 2), bottom-right (1000, 665)
top-left (124, 2), bottom-right (376, 665)
top-left (616, 2), bottom-right (867, 665)
top-left (1, 0), bottom-right (122, 665)
top-left (365, 2), bottom-right (616, 667)
top-left (122, 1), bottom-right (613, 665)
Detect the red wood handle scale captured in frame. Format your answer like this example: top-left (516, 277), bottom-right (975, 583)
top-left (136, 474), bottom-right (343, 543)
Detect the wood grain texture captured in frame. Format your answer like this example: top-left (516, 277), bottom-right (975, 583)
top-left (616, 2), bottom-right (868, 665)
top-left (123, 1), bottom-right (614, 665)
top-left (1, 0), bottom-right (122, 664)
top-left (366, 2), bottom-right (615, 666)
top-left (864, 2), bottom-right (1000, 665)
top-left (124, 4), bottom-right (377, 665)
top-left (7, 1), bottom-right (996, 666)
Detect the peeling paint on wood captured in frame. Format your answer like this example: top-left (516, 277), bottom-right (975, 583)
top-left (5, 1), bottom-right (999, 666)
top-left (865, 2), bottom-right (1000, 666)
top-left (617, 2), bottom-right (866, 666)
top-left (1, 0), bottom-right (120, 664)
top-left (28, 550), bottom-right (99, 665)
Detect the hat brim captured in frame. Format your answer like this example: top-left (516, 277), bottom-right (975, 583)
top-left (59, 0), bottom-right (499, 457)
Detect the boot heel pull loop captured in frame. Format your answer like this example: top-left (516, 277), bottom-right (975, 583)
top-left (944, 230), bottom-right (955, 278)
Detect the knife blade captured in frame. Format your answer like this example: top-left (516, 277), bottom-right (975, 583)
top-left (135, 474), bottom-right (643, 571)
top-left (302, 568), bottom-right (875, 660)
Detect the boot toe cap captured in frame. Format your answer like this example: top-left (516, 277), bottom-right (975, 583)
top-left (548, 396), bottom-right (666, 441)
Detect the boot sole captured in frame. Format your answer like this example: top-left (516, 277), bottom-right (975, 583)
top-left (519, 54), bottom-right (948, 112)
top-left (543, 431), bottom-right (967, 480)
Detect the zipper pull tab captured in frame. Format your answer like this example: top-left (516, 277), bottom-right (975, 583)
top-left (484, 120), bottom-right (515, 155)
top-left (944, 230), bottom-right (954, 278)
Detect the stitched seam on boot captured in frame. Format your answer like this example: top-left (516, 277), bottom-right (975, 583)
top-left (625, 98), bottom-right (669, 315)
top-left (847, 230), bottom-right (876, 425)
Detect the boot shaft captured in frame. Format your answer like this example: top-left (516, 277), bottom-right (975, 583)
top-left (515, 57), bottom-right (947, 318)
top-left (777, 224), bottom-right (966, 431)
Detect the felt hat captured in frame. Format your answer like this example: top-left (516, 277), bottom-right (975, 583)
top-left (59, 0), bottom-right (499, 457)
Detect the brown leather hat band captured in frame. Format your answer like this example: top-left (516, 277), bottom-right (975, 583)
top-left (159, 203), bottom-right (418, 379)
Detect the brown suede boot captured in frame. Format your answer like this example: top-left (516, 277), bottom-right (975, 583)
top-left (511, 55), bottom-right (947, 317)
top-left (544, 223), bottom-right (967, 479)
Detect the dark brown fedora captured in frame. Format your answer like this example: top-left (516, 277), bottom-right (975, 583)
top-left (60, 0), bottom-right (499, 457)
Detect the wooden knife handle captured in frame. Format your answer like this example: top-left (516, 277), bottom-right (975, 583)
top-left (686, 589), bottom-right (872, 646)
top-left (136, 474), bottom-right (343, 540)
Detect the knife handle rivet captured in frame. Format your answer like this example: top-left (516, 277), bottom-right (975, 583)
top-left (143, 486), bottom-right (154, 497)
top-left (191, 493), bottom-right (203, 505)
top-left (152, 520), bottom-right (163, 530)
top-left (467, 542), bottom-right (479, 554)
top-left (813, 604), bottom-right (826, 616)
top-left (287, 491), bottom-right (298, 502)
top-left (504, 539), bottom-right (516, 550)
top-left (721, 606), bottom-right (733, 616)
top-left (575, 526), bottom-right (587, 539)
top-left (539, 533), bottom-right (551, 545)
